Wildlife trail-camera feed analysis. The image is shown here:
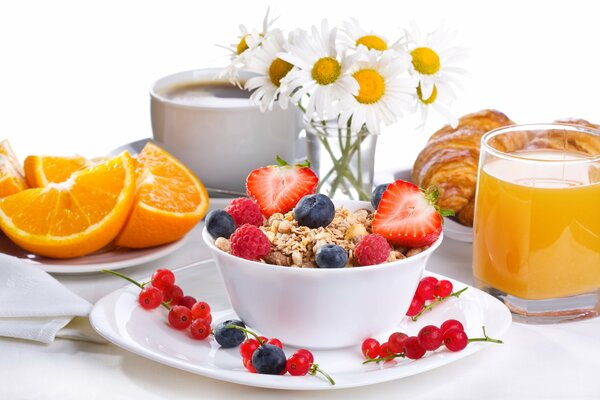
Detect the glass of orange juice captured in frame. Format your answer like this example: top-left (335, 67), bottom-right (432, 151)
top-left (473, 123), bottom-right (600, 323)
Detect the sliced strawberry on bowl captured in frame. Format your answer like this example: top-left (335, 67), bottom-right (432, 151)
top-left (246, 157), bottom-right (319, 217)
top-left (372, 180), bottom-right (453, 247)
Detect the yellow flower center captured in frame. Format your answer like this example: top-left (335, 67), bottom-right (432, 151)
top-left (311, 57), bottom-right (341, 85)
top-left (353, 69), bottom-right (385, 104)
top-left (411, 47), bottom-right (441, 75)
top-left (417, 83), bottom-right (438, 104)
top-left (268, 58), bottom-right (294, 87)
top-left (236, 35), bottom-right (250, 55)
top-left (355, 35), bottom-right (388, 51)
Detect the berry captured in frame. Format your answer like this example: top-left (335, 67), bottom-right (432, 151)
top-left (194, 314), bottom-right (212, 326)
top-left (417, 325), bottom-right (443, 351)
top-left (138, 286), bottom-right (162, 310)
top-left (191, 301), bottom-right (211, 320)
top-left (162, 284), bottom-right (184, 305)
top-left (420, 276), bottom-right (439, 288)
top-left (378, 342), bottom-right (393, 359)
top-left (246, 159), bottom-right (319, 217)
top-left (315, 244), bottom-right (348, 268)
top-left (177, 295), bottom-right (197, 309)
top-left (168, 305), bottom-right (192, 330)
top-left (361, 338), bottom-right (381, 359)
top-left (243, 358), bottom-right (256, 373)
top-left (441, 319), bottom-right (464, 335)
top-left (435, 280), bottom-right (454, 298)
top-left (294, 194), bottom-right (335, 229)
top-left (388, 332), bottom-right (408, 354)
top-left (266, 338), bottom-right (283, 349)
top-left (354, 234), bottom-right (391, 266)
top-left (214, 319), bottom-right (246, 348)
top-left (205, 209), bottom-right (236, 239)
top-left (294, 349), bottom-right (314, 365)
top-left (443, 327), bottom-right (468, 352)
top-left (151, 269), bottom-right (175, 290)
top-left (240, 339), bottom-right (260, 359)
top-left (230, 224), bottom-right (271, 260)
top-left (286, 354), bottom-right (310, 376)
top-left (406, 295), bottom-right (424, 317)
top-left (189, 319), bottom-right (211, 340)
top-left (372, 180), bottom-right (443, 247)
top-left (416, 280), bottom-right (436, 302)
top-left (403, 336), bottom-right (426, 359)
top-left (258, 336), bottom-right (268, 343)
top-left (371, 183), bottom-right (389, 209)
top-left (252, 344), bottom-right (287, 375)
top-left (224, 198), bottom-right (263, 227)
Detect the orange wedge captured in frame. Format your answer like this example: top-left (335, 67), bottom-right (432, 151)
top-left (115, 143), bottom-right (209, 248)
top-left (0, 140), bottom-right (27, 198)
top-left (0, 152), bottom-right (136, 258)
top-left (24, 155), bottom-right (88, 188)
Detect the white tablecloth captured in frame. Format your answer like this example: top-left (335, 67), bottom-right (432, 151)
top-left (1, 201), bottom-right (599, 400)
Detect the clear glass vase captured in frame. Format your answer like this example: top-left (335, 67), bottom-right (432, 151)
top-left (304, 119), bottom-right (377, 201)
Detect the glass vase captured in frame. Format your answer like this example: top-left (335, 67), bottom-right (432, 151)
top-left (304, 119), bottom-right (377, 201)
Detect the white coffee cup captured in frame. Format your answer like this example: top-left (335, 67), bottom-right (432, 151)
top-left (150, 69), bottom-right (303, 193)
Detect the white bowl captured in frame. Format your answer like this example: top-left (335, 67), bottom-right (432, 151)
top-left (202, 199), bottom-right (443, 349)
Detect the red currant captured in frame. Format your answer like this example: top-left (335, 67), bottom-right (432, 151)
top-left (443, 327), bottom-right (468, 352)
top-left (416, 280), bottom-right (436, 302)
top-left (361, 338), bottom-right (381, 359)
top-left (258, 336), bottom-right (268, 343)
top-left (420, 276), bottom-right (439, 287)
top-left (378, 342), bottom-right (393, 359)
top-left (417, 325), bottom-right (443, 351)
top-left (286, 354), bottom-right (310, 376)
top-left (406, 295), bottom-right (424, 317)
top-left (151, 269), bottom-right (175, 290)
top-left (194, 314), bottom-right (212, 326)
top-left (168, 305), bottom-right (192, 330)
top-left (403, 336), bottom-right (426, 359)
top-left (388, 332), bottom-right (408, 354)
top-left (162, 285), bottom-right (184, 305)
top-left (266, 338), bottom-right (283, 349)
top-left (441, 319), bottom-right (464, 335)
top-left (138, 286), bottom-right (162, 310)
top-left (191, 301), bottom-right (211, 320)
top-left (435, 280), bottom-right (453, 298)
top-left (178, 295), bottom-right (197, 309)
top-left (243, 358), bottom-right (256, 373)
top-left (239, 339), bottom-right (260, 359)
top-left (294, 349), bottom-right (314, 365)
top-left (189, 319), bottom-right (211, 340)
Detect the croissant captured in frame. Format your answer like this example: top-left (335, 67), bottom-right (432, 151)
top-left (526, 118), bottom-right (600, 155)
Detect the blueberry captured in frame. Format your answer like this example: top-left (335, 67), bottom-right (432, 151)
top-left (371, 183), bottom-right (389, 209)
top-left (252, 344), bottom-right (287, 375)
top-left (214, 319), bottom-right (246, 348)
top-left (205, 209), bottom-right (236, 239)
top-left (294, 194), bottom-right (335, 228)
top-left (315, 244), bottom-right (348, 268)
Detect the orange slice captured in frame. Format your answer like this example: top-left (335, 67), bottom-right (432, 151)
top-left (24, 155), bottom-right (88, 188)
top-left (115, 143), bottom-right (209, 248)
top-left (0, 140), bottom-right (27, 198)
top-left (0, 152), bottom-right (136, 258)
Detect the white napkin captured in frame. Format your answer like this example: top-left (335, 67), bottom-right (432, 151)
top-left (0, 254), bottom-right (92, 344)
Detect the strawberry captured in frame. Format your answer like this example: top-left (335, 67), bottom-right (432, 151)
top-left (246, 157), bottom-right (318, 217)
top-left (372, 180), bottom-right (453, 247)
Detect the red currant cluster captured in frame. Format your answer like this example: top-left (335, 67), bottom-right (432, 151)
top-left (406, 276), bottom-right (467, 321)
top-left (361, 320), bottom-right (502, 363)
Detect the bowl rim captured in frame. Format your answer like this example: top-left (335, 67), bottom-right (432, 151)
top-left (201, 199), bottom-right (444, 275)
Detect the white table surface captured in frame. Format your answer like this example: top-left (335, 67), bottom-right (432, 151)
top-left (1, 199), bottom-right (599, 400)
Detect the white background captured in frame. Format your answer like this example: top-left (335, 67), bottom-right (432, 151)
top-left (1, 0), bottom-right (599, 170)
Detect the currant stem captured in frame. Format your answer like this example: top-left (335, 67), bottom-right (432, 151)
top-left (362, 352), bottom-right (405, 364)
top-left (225, 325), bottom-right (265, 345)
top-left (467, 326), bottom-right (504, 344)
top-left (102, 269), bottom-right (171, 310)
top-left (411, 287), bottom-right (469, 322)
top-left (310, 363), bottom-right (336, 385)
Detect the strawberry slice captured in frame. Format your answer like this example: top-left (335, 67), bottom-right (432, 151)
top-left (246, 157), bottom-right (318, 217)
top-left (372, 180), bottom-right (451, 247)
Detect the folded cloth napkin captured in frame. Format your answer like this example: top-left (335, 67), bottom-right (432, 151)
top-left (0, 254), bottom-right (92, 344)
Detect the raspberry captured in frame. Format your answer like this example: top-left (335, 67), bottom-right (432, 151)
top-left (225, 198), bottom-right (263, 227)
top-left (354, 234), bottom-right (391, 266)
top-left (230, 224), bottom-right (271, 260)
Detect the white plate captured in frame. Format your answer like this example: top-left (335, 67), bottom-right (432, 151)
top-left (90, 260), bottom-right (512, 390)
top-left (443, 219), bottom-right (474, 243)
top-left (0, 233), bottom-right (186, 275)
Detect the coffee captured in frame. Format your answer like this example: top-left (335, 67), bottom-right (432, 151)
top-left (159, 81), bottom-right (251, 107)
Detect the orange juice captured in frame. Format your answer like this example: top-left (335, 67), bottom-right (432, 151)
top-left (473, 149), bottom-right (600, 300)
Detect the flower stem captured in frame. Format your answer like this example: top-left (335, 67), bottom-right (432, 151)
top-left (411, 287), bottom-right (469, 322)
top-left (468, 326), bottom-right (504, 344)
top-left (101, 269), bottom-right (171, 310)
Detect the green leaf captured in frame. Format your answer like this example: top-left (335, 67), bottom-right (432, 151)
top-left (275, 155), bottom-right (289, 166)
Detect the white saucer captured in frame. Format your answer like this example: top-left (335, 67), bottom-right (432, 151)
top-left (90, 260), bottom-right (511, 390)
top-left (0, 233), bottom-right (186, 275)
top-left (443, 219), bottom-right (474, 243)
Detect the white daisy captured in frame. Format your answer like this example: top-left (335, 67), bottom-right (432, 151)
top-left (244, 29), bottom-right (294, 112)
top-left (219, 7), bottom-right (277, 86)
top-left (278, 19), bottom-right (359, 119)
top-left (414, 80), bottom-right (458, 129)
top-left (338, 48), bottom-right (417, 134)
top-left (338, 18), bottom-right (397, 53)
